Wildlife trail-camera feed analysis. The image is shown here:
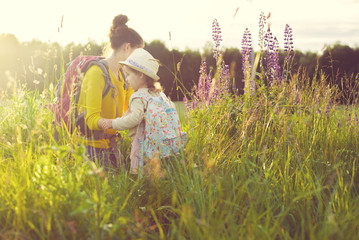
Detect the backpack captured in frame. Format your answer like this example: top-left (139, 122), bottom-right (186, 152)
top-left (50, 55), bottom-right (116, 138)
top-left (131, 91), bottom-right (187, 167)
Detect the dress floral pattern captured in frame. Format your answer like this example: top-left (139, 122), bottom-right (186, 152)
top-left (129, 91), bottom-right (187, 172)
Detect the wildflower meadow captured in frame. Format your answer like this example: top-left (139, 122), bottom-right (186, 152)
top-left (1, 13), bottom-right (359, 239)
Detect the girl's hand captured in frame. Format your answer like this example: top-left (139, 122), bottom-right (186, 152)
top-left (98, 118), bottom-right (113, 130)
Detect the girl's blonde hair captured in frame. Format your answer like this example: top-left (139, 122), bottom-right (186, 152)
top-left (145, 75), bottom-right (163, 93)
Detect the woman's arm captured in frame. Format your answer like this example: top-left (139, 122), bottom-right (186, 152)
top-left (83, 66), bottom-right (106, 130)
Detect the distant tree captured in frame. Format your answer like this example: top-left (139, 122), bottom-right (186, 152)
top-left (177, 49), bottom-right (201, 98)
top-left (21, 40), bottom-right (61, 91)
top-left (318, 44), bottom-right (359, 103)
top-left (0, 34), bottom-right (21, 90)
top-left (145, 40), bottom-right (185, 100)
top-left (63, 40), bottom-right (103, 64)
top-left (319, 44), bottom-right (359, 82)
top-left (1, 34), bottom-right (359, 103)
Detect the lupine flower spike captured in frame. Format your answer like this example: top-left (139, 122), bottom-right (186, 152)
top-left (212, 19), bottom-right (222, 61)
top-left (241, 28), bottom-right (254, 94)
top-left (258, 12), bottom-right (267, 49)
top-left (184, 19), bottom-right (231, 112)
top-left (283, 24), bottom-right (294, 81)
top-left (264, 28), bottom-right (282, 85)
top-left (263, 28), bottom-right (273, 84)
top-left (284, 24), bottom-right (294, 64)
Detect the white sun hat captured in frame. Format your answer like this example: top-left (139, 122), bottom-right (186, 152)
top-left (119, 48), bottom-right (160, 81)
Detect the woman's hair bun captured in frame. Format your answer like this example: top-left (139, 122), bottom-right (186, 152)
top-left (108, 14), bottom-right (143, 49)
top-left (112, 14), bottom-right (129, 28)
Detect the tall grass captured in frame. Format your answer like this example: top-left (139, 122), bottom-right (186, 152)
top-left (1, 14), bottom-right (359, 240)
top-left (181, 77), bottom-right (359, 239)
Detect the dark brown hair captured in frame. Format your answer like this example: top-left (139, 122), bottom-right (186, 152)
top-left (109, 15), bottom-right (143, 49)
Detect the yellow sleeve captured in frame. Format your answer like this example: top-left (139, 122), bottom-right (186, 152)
top-left (124, 86), bottom-right (134, 112)
top-left (119, 69), bottom-right (133, 113)
top-left (83, 66), bottom-right (105, 130)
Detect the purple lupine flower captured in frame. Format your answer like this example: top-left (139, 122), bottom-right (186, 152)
top-left (258, 12), bottom-right (267, 49)
top-left (355, 113), bottom-right (358, 126)
top-left (219, 62), bottom-right (231, 95)
top-left (186, 19), bottom-right (233, 112)
top-left (183, 96), bottom-right (190, 112)
top-left (209, 77), bottom-right (219, 106)
top-left (190, 56), bottom-right (224, 109)
top-left (183, 96), bottom-right (196, 113)
top-left (212, 18), bottom-right (222, 61)
top-left (264, 28), bottom-right (274, 84)
top-left (205, 73), bottom-right (212, 101)
top-left (197, 58), bottom-right (207, 102)
top-left (242, 28), bottom-right (253, 71)
top-left (284, 24), bottom-right (294, 63)
top-left (264, 29), bottom-right (274, 51)
top-left (241, 28), bottom-right (253, 93)
top-left (191, 85), bottom-right (199, 110)
top-left (264, 30), bottom-right (282, 84)
top-left (259, 12), bottom-right (266, 29)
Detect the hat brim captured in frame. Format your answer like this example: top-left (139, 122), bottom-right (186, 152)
top-left (119, 61), bottom-right (160, 81)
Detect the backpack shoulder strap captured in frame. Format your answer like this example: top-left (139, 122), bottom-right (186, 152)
top-left (119, 68), bottom-right (128, 90)
top-left (129, 91), bottom-right (153, 113)
top-left (83, 59), bottom-right (114, 98)
top-left (83, 59), bottom-right (119, 118)
top-left (129, 91), bottom-right (150, 104)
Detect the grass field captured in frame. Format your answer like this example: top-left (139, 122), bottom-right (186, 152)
top-left (174, 101), bottom-right (187, 126)
top-left (1, 72), bottom-right (359, 239)
top-left (1, 17), bottom-right (359, 240)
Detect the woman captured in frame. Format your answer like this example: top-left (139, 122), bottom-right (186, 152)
top-left (77, 14), bottom-right (144, 169)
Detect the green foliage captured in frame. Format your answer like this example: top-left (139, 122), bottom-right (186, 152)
top-left (2, 34), bottom-right (359, 102)
top-left (1, 63), bottom-right (359, 239)
top-left (1, 29), bottom-right (359, 239)
top-left (182, 71), bottom-right (359, 239)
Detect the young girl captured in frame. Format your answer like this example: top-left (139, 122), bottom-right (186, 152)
top-left (98, 48), bottom-right (187, 174)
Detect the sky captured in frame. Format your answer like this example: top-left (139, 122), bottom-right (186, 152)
top-left (0, 0), bottom-right (358, 53)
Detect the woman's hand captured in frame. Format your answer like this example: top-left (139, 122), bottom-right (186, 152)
top-left (98, 118), bottom-right (113, 130)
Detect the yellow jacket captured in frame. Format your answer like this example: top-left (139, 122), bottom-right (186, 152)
top-left (77, 65), bottom-right (133, 149)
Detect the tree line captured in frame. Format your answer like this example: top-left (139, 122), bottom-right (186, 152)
top-left (1, 33), bottom-right (358, 101)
